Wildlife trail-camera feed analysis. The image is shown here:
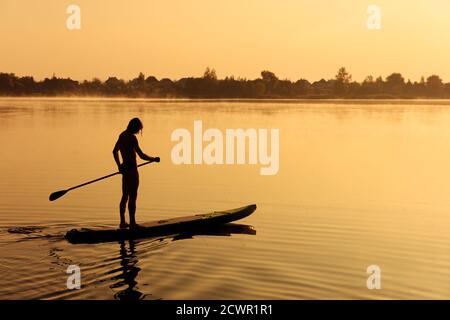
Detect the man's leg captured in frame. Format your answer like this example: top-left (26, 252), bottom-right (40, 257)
top-left (128, 170), bottom-right (139, 227)
top-left (120, 194), bottom-right (128, 226)
top-left (120, 175), bottom-right (129, 228)
top-left (129, 192), bottom-right (137, 226)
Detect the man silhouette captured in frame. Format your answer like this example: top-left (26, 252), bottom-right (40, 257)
top-left (113, 118), bottom-right (159, 229)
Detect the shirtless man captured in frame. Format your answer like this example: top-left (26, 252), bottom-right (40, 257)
top-left (113, 118), bottom-right (159, 229)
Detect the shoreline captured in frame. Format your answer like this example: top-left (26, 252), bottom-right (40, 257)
top-left (3, 96), bottom-right (450, 105)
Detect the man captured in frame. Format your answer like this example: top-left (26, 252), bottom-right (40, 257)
top-left (113, 118), bottom-right (159, 229)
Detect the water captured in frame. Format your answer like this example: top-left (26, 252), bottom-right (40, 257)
top-left (1, 98), bottom-right (450, 299)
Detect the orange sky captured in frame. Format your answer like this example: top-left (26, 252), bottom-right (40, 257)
top-left (1, 0), bottom-right (450, 82)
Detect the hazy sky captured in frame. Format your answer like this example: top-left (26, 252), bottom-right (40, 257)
top-left (1, 0), bottom-right (450, 81)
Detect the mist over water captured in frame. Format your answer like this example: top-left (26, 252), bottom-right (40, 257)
top-left (1, 98), bottom-right (450, 299)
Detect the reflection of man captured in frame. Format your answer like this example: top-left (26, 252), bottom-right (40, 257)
top-left (113, 118), bottom-right (159, 229)
top-left (112, 240), bottom-right (143, 300)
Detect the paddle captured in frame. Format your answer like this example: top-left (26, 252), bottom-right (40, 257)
top-left (49, 158), bottom-right (160, 201)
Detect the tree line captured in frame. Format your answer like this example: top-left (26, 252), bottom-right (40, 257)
top-left (1, 67), bottom-right (449, 99)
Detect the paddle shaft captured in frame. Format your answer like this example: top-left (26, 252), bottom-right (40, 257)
top-left (67, 161), bottom-right (153, 192)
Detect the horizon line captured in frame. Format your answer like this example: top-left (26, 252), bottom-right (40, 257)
top-left (1, 69), bottom-right (446, 84)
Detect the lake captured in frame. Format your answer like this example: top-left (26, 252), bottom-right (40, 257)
top-left (1, 98), bottom-right (450, 299)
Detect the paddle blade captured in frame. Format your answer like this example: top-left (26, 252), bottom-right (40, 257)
top-left (49, 190), bottom-right (68, 201)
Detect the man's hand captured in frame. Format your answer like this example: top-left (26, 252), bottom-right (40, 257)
top-left (146, 156), bottom-right (160, 163)
top-left (118, 164), bottom-right (125, 174)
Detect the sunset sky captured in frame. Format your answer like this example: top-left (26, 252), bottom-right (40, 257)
top-left (1, 0), bottom-right (450, 82)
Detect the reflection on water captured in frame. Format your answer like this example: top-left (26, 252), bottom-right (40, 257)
top-left (109, 224), bottom-right (255, 300)
top-left (110, 223), bottom-right (256, 300)
top-left (2, 98), bottom-right (450, 299)
top-left (112, 240), bottom-right (144, 300)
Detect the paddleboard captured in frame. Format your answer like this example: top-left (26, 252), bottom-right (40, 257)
top-left (66, 204), bottom-right (256, 244)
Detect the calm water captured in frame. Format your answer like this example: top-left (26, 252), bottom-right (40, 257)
top-left (1, 98), bottom-right (450, 299)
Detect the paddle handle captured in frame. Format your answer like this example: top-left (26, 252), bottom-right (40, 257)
top-left (67, 161), bottom-right (153, 192)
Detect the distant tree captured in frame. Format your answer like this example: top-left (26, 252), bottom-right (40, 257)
top-left (385, 73), bottom-right (405, 95)
top-left (40, 75), bottom-right (78, 95)
top-left (81, 78), bottom-right (102, 95)
top-left (249, 79), bottom-right (266, 98)
top-left (144, 76), bottom-right (159, 96)
top-left (0, 73), bottom-right (16, 94)
top-left (19, 76), bottom-right (35, 94)
top-left (159, 78), bottom-right (175, 96)
top-left (131, 72), bottom-right (145, 86)
top-left (335, 67), bottom-right (352, 83)
top-left (361, 75), bottom-right (376, 95)
top-left (444, 83), bottom-right (450, 98)
top-left (420, 76), bottom-right (426, 85)
top-left (203, 67), bottom-right (217, 80)
top-left (403, 80), bottom-right (415, 97)
top-left (260, 71), bottom-right (279, 97)
top-left (128, 72), bottom-right (147, 96)
top-left (261, 70), bottom-right (278, 83)
top-left (274, 79), bottom-right (294, 97)
top-left (334, 67), bottom-right (352, 96)
top-left (219, 76), bottom-right (246, 98)
top-left (348, 81), bottom-right (361, 97)
top-left (364, 75), bottom-right (374, 83)
top-left (386, 73), bottom-right (404, 85)
top-left (294, 79), bottom-right (310, 96)
top-left (145, 76), bottom-right (158, 84)
top-left (426, 75), bottom-right (443, 97)
top-left (312, 79), bottom-right (334, 97)
top-left (198, 68), bottom-right (218, 97)
top-left (105, 77), bottom-right (125, 95)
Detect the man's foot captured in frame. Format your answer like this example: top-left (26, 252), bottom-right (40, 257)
top-left (119, 222), bottom-right (129, 229)
top-left (129, 223), bottom-right (142, 230)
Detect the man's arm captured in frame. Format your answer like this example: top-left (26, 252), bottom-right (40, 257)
top-left (112, 140), bottom-right (121, 170)
top-left (133, 136), bottom-right (156, 162)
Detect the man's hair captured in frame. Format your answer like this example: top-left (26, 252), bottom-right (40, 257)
top-left (127, 117), bottom-right (143, 134)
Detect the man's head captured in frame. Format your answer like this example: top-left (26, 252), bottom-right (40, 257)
top-left (127, 117), bottom-right (143, 134)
